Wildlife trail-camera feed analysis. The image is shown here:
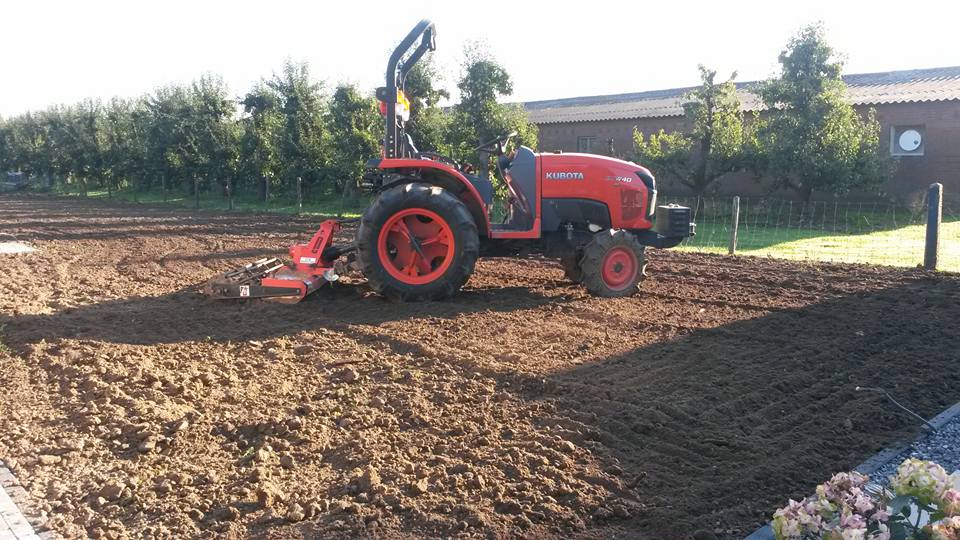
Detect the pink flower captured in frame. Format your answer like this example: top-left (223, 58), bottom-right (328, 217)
top-left (853, 493), bottom-right (875, 514)
top-left (869, 522), bottom-right (891, 540)
top-left (840, 511), bottom-right (866, 529)
top-left (926, 515), bottom-right (960, 540)
top-left (941, 489), bottom-right (960, 517)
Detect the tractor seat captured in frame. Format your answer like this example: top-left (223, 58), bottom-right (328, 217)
top-left (464, 173), bottom-right (493, 206)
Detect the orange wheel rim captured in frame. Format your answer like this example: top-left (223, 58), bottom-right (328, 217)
top-left (601, 246), bottom-right (637, 290)
top-left (377, 208), bottom-right (456, 285)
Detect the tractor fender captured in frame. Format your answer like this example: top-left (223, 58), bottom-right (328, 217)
top-left (375, 158), bottom-right (491, 236)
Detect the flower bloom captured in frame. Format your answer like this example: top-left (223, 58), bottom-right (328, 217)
top-left (889, 459), bottom-right (952, 504)
top-left (942, 489), bottom-right (960, 517)
top-left (774, 499), bottom-right (823, 539)
top-left (926, 515), bottom-right (960, 540)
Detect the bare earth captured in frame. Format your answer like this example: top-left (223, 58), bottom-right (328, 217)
top-left (1, 193), bottom-right (958, 540)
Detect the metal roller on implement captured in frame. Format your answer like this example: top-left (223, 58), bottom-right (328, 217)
top-left (203, 219), bottom-right (355, 304)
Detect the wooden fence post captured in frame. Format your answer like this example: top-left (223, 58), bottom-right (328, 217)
top-left (728, 196), bottom-right (740, 255)
top-left (924, 183), bottom-right (942, 270)
top-left (297, 177), bottom-right (303, 216)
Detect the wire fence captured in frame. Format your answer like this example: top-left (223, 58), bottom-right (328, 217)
top-left (7, 173), bottom-right (957, 272)
top-left (660, 192), bottom-right (959, 272)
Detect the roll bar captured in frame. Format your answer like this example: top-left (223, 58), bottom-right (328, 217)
top-left (381, 19), bottom-right (436, 159)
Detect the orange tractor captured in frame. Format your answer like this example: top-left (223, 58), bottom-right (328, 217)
top-left (204, 20), bottom-right (694, 303)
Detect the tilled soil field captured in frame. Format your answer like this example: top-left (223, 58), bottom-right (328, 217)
top-left (1, 193), bottom-right (958, 540)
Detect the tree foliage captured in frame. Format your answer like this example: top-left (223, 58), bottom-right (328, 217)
top-left (328, 84), bottom-right (381, 198)
top-left (449, 44), bottom-right (538, 164)
top-left (633, 66), bottom-right (747, 195)
top-left (404, 58), bottom-right (452, 155)
top-left (267, 61), bottom-right (327, 195)
top-left (755, 24), bottom-right (892, 201)
top-left (0, 51), bottom-right (539, 201)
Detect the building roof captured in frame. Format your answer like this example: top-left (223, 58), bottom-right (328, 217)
top-left (524, 66), bottom-right (960, 124)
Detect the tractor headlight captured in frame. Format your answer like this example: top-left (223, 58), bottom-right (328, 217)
top-left (636, 171), bottom-right (657, 218)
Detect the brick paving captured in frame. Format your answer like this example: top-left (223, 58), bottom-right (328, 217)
top-left (0, 461), bottom-right (42, 540)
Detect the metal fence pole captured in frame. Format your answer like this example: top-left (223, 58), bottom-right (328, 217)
top-left (194, 176), bottom-right (200, 210)
top-left (924, 183), bottom-right (942, 270)
top-left (728, 196), bottom-right (740, 255)
top-left (297, 177), bottom-right (303, 216)
top-left (162, 174), bottom-right (167, 203)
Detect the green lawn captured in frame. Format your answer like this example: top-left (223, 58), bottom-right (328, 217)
top-left (677, 219), bottom-right (960, 272)
top-left (35, 186), bottom-right (960, 273)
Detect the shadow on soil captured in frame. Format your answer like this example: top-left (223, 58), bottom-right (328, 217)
top-left (491, 275), bottom-right (960, 538)
top-left (0, 281), bottom-right (570, 347)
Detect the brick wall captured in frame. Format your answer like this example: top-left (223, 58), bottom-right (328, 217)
top-left (534, 100), bottom-right (960, 204)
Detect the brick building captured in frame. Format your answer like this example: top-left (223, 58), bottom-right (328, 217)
top-left (525, 66), bottom-right (960, 204)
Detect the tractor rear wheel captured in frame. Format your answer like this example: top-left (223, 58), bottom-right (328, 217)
top-left (357, 183), bottom-right (479, 301)
top-left (560, 253), bottom-right (583, 283)
top-left (580, 230), bottom-right (645, 297)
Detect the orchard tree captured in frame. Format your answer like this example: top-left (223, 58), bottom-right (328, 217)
top-left (13, 111), bottom-right (59, 187)
top-left (404, 59), bottom-right (453, 155)
top-left (0, 117), bottom-right (10, 172)
top-left (757, 24), bottom-right (891, 201)
top-left (102, 97), bottom-right (148, 193)
top-left (327, 84), bottom-right (380, 199)
top-left (449, 43), bottom-right (537, 167)
top-left (189, 76), bottom-right (240, 196)
top-left (240, 82), bottom-right (282, 200)
top-left (267, 60), bottom-right (327, 196)
top-left (144, 77), bottom-right (238, 195)
top-left (633, 65), bottom-right (746, 196)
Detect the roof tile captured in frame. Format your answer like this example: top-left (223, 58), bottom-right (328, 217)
top-left (525, 66), bottom-right (960, 124)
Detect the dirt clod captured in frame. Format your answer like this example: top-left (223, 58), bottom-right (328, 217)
top-left (37, 454), bottom-right (61, 466)
top-left (409, 478), bottom-right (429, 496)
top-left (359, 466), bottom-right (380, 492)
top-left (99, 481), bottom-right (125, 501)
top-left (286, 502), bottom-right (305, 522)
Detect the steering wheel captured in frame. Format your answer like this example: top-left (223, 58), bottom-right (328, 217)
top-left (473, 131), bottom-right (518, 156)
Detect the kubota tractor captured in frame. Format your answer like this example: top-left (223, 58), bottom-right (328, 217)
top-left (204, 19), bottom-right (694, 303)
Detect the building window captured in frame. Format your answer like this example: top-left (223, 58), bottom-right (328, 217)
top-left (890, 126), bottom-right (925, 156)
top-left (577, 136), bottom-right (597, 153)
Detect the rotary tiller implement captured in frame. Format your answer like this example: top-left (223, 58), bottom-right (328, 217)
top-left (202, 219), bottom-right (354, 303)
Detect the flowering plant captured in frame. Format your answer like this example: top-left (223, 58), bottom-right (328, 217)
top-left (773, 459), bottom-right (960, 540)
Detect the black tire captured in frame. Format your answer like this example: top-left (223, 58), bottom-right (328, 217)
top-left (560, 253), bottom-right (583, 283)
top-left (357, 183), bottom-right (479, 301)
top-left (580, 230), bottom-right (646, 298)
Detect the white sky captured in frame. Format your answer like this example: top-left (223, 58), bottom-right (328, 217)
top-left (1, 0), bottom-right (957, 117)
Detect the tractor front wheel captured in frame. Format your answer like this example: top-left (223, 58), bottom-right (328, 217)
top-left (580, 230), bottom-right (645, 297)
top-left (357, 183), bottom-right (479, 301)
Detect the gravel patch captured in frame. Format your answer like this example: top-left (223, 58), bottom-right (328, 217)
top-left (870, 412), bottom-right (960, 485)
